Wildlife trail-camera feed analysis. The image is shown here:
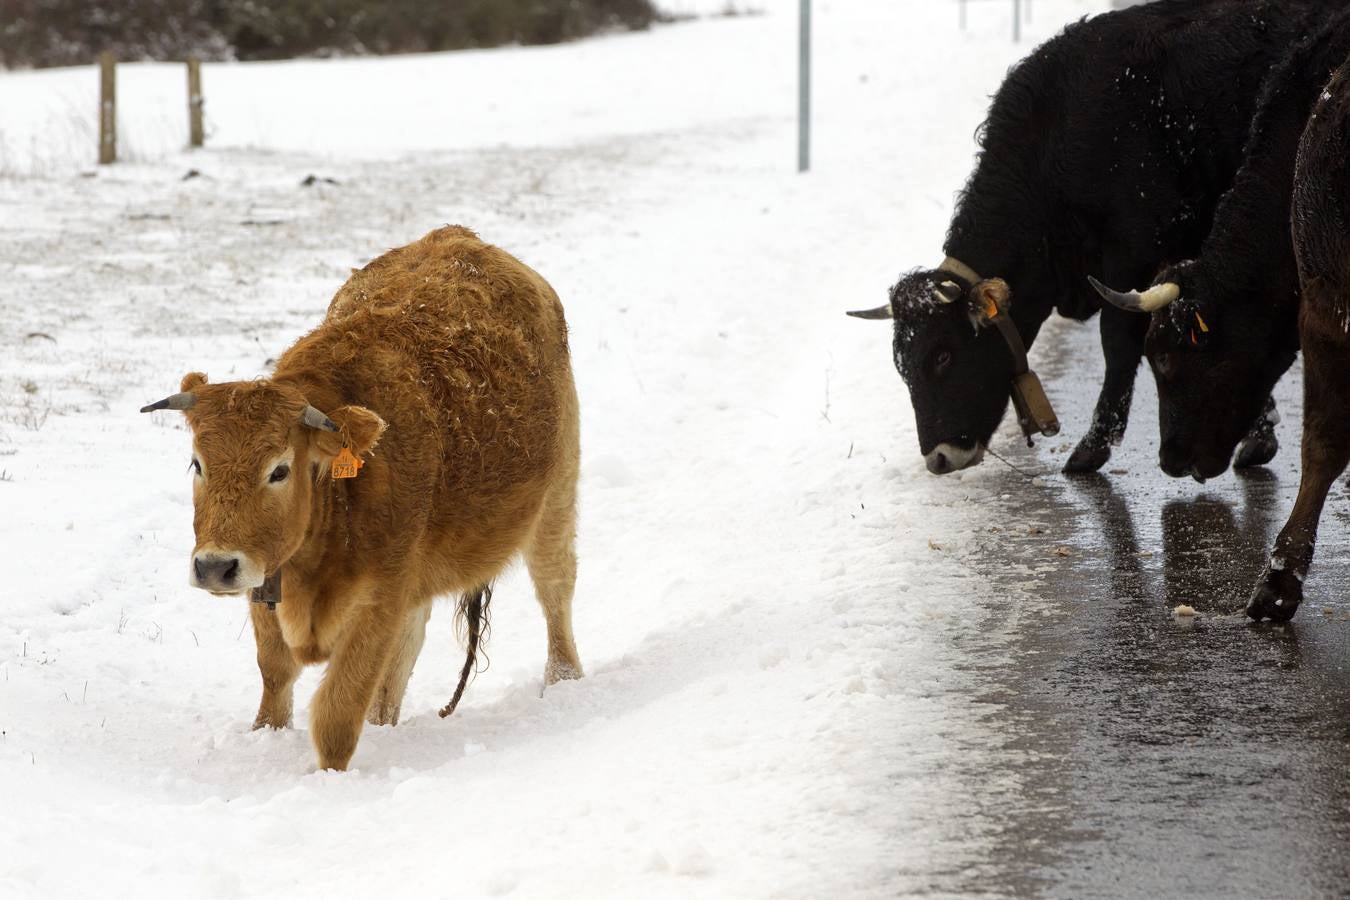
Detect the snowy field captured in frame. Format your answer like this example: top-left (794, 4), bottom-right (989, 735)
top-left (1, 2), bottom-right (1109, 897)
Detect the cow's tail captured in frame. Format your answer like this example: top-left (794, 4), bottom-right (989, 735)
top-left (439, 583), bottom-right (493, 718)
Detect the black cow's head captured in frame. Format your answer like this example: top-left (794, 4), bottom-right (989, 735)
top-left (850, 268), bottom-right (1018, 475)
top-left (1090, 261), bottom-right (1295, 481)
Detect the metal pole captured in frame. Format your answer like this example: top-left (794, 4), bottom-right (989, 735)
top-left (99, 51), bottom-right (116, 164)
top-left (1013, 0), bottom-right (1022, 42)
top-left (798, 0), bottom-right (811, 173)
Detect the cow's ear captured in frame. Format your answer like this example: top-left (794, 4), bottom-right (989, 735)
top-left (180, 372), bottom-right (208, 392)
top-left (1186, 308), bottom-right (1211, 350)
top-left (971, 278), bottom-right (1011, 326)
top-left (311, 405), bottom-right (387, 458)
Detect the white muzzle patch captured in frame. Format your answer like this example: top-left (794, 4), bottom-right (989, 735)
top-left (925, 442), bottom-right (985, 475)
top-left (189, 547), bottom-right (266, 595)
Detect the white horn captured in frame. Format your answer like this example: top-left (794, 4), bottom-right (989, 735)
top-left (1139, 282), bottom-right (1182, 312)
top-left (1088, 276), bottom-right (1180, 314)
top-left (933, 280), bottom-right (963, 304)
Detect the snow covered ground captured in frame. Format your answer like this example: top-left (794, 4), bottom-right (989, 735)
top-left (1, 2), bottom-right (1109, 897)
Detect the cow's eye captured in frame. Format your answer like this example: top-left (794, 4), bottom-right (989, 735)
top-left (934, 349), bottom-right (953, 372)
top-left (269, 464), bottom-right (290, 484)
top-left (189, 458), bottom-right (202, 476)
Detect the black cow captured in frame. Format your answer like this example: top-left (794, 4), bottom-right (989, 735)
top-left (850, 0), bottom-right (1337, 476)
top-left (1246, 54), bottom-right (1350, 623)
top-left (1093, 8), bottom-right (1350, 481)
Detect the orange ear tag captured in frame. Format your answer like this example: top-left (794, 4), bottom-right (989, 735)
top-left (982, 295), bottom-right (1000, 320)
top-left (331, 446), bottom-right (363, 479)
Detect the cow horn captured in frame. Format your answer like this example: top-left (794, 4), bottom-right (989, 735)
top-left (1087, 276), bottom-right (1181, 313)
top-left (139, 392), bottom-right (196, 413)
top-left (301, 405), bottom-right (340, 432)
top-left (846, 304), bottom-right (894, 320)
top-left (933, 280), bottom-right (963, 304)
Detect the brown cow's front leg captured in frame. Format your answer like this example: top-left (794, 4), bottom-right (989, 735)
top-left (310, 599), bottom-right (402, 770)
top-left (251, 602), bottom-right (300, 729)
top-left (1248, 337), bottom-right (1350, 622)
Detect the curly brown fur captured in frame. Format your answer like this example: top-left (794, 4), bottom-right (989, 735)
top-left (145, 226), bottom-right (584, 770)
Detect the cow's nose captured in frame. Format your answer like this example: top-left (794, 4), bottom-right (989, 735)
top-left (1158, 442), bottom-right (1193, 479)
top-left (926, 452), bottom-right (953, 475)
top-left (193, 553), bottom-right (240, 587)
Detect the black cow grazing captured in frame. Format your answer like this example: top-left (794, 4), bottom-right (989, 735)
top-left (1247, 56), bottom-right (1350, 623)
top-left (850, 0), bottom-right (1338, 476)
top-left (1093, 7), bottom-right (1350, 482)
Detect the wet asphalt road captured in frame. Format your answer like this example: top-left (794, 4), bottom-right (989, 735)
top-left (933, 317), bottom-right (1350, 898)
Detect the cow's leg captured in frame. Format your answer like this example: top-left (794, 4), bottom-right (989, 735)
top-left (1234, 395), bottom-right (1281, 469)
top-left (366, 603), bottom-right (432, 727)
top-left (525, 478), bottom-right (583, 686)
top-left (310, 599), bottom-right (402, 770)
top-left (251, 602), bottom-right (300, 730)
top-left (1066, 300), bottom-right (1149, 473)
top-left (1247, 341), bottom-right (1350, 622)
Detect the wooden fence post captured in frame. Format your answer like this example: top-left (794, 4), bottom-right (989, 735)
top-left (187, 56), bottom-right (204, 148)
top-left (98, 52), bottom-right (116, 164)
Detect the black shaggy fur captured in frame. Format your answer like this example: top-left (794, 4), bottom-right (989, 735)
top-left (1126, 8), bottom-right (1350, 480)
top-left (878, 0), bottom-right (1340, 474)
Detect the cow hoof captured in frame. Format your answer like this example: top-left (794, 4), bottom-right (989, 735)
top-left (1235, 433), bottom-right (1279, 469)
top-left (1064, 441), bottom-right (1110, 474)
top-left (544, 657), bottom-right (584, 686)
top-left (1246, 569), bottom-right (1302, 623)
top-left (252, 706), bottom-right (293, 730)
top-left (252, 716), bottom-right (291, 731)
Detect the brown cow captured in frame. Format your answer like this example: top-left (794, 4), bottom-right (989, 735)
top-left (1247, 60), bottom-right (1350, 622)
top-left (141, 226), bottom-right (582, 769)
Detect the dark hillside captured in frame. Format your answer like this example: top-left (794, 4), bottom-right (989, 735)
top-left (1, 0), bottom-right (660, 68)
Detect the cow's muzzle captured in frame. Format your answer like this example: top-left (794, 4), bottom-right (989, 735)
top-left (1159, 443), bottom-right (1228, 483)
top-left (926, 442), bottom-right (986, 475)
top-left (190, 549), bottom-right (264, 594)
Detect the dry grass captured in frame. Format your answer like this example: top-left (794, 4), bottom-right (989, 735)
top-left (5, 396), bottom-right (52, 432)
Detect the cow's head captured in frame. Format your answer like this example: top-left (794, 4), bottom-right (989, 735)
top-left (141, 373), bottom-right (386, 595)
top-left (1090, 262), bottom-right (1295, 481)
top-left (849, 268), bottom-right (1020, 475)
